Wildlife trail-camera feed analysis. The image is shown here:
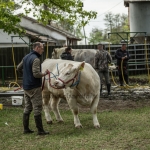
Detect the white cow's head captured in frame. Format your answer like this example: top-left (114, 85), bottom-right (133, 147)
top-left (51, 49), bottom-right (58, 59)
top-left (51, 47), bottom-right (66, 59)
top-left (54, 61), bottom-right (85, 88)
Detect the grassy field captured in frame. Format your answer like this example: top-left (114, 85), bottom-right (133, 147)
top-left (1, 105), bottom-right (150, 150)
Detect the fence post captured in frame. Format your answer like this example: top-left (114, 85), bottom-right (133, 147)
top-left (2, 67), bottom-right (4, 86)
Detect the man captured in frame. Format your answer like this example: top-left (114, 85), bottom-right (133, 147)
top-left (17, 42), bottom-right (49, 135)
top-left (61, 47), bottom-right (74, 60)
top-left (115, 44), bottom-right (130, 86)
top-left (94, 44), bottom-right (112, 96)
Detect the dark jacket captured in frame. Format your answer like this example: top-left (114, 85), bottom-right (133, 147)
top-left (23, 50), bottom-right (42, 90)
top-left (94, 50), bottom-right (112, 71)
top-left (61, 52), bottom-right (74, 60)
top-left (115, 48), bottom-right (130, 66)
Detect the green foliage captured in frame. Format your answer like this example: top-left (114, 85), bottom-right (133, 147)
top-left (22, 0), bottom-right (97, 28)
top-left (0, 1), bottom-right (24, 34)
top-left (56, 19), bottom-right (84, 39)
top-left (104, 12), bottom-right (129, 44)
top-left (88, 12), bottom-right (130, 45)
top-left (88, 28), bottom-right (104, 45)
top-left (0, 0), bottom-right (97, 35)
top-left (75, 26), bottom-right (84, 39)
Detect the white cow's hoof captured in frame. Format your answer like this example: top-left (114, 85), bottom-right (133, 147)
top-left (57, 120), bottom-right (64, 123)
top-left (94, 124), bottom-right (100, 128)
top-left (75, 125), bottom-right (83, 128)
top-left (47, 121), bottom-right (53, 124)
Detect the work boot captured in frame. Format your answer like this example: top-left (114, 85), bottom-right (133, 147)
top-left (107, 84), bottom-right (111, 96)
top-left (119, 75), bottom-right (123, 86)
top-left (34, 114), bottom-right (49, 135)
top-left (23, 113), bottom-right (34, 134)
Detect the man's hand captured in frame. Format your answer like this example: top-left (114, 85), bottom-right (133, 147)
top-left (43, 69), bottom-right (49, 76)
top-left (122, 56), bottom-right (127, 60)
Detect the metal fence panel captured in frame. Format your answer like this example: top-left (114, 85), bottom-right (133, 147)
top-left (0, 44), bottom-right (150, 85)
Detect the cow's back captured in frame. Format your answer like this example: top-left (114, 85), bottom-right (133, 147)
top-left (51, 48), bottom-right (97, 67)
top-left (74, 49), bottom-right (97, 67)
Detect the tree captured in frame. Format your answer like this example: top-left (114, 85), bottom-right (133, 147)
top-left (104, 12), bottom-right (114, 33)
top-left (88, 12), bottom-right (129, 45)
top-left (104, 12), bottom-right (129, 44)
top-left (24, 0), bottom-right (97, 45)
top-left (88, 28), bottom-right (104, 45)
top-left (0, 0), bottom-right (97, 35)
top-left (57, 19), bottom-right (75, 33)
top-left (74, 25), bottom-right (84, 39)
top-left (24, 0), bottom-right (97, 26)
top-left (0, 0), bottom-right (24, 34)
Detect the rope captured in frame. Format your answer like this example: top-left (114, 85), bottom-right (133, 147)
top-left (46, 39), bottom-right (48, 58)
top-left (108, 40), bottom-right (118, 86)
top-left (9, 41), bottom-right (21, 89)
top-left (42, 64), bottom-right (81, 90)
top-left (12, 42), bottom-right (17, 83)
top-left (108, 39), bottom-right (150, 89)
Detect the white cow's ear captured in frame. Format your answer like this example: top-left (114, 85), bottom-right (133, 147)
top-left (78, 61), bottom-right (85, 71)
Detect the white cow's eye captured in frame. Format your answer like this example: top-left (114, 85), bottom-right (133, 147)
top-left (66, 72), bottom-right (70, 75)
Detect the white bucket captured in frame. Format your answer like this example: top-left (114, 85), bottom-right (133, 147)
top-left (11, 96), bottom-right (23, 106)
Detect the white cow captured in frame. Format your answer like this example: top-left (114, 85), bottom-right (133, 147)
top-left (42, 59), bottom-right (100, 128)
top-left (51, 47), bottom-right (97, 68)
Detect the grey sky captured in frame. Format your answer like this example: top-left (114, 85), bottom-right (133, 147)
top-left (83, 0), bottom-right (128, 36)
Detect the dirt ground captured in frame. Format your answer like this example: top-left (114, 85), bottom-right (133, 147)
top-left (59, 98), bottom-right (150, 112)
top-left (1, 96), bottom-right (150, 112)
top-left (1, 76), bottom-right (150, 111)
top-left (97, 98), bottom-right (150, 111)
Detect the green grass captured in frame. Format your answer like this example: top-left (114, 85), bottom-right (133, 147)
top-left (1, 106), bottom-right (150, 150)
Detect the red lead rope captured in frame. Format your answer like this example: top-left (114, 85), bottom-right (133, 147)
top-left (42, 70), bottom-right (79, 91)
top-left (41, 71), bottom-right (65, 91)
top-left (41, 74), bottom-right (46, 91)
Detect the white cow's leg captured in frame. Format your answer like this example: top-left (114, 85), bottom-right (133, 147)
top-left (90, 95), bottom-right (100, 128)
top-left (67, 98), bottom-right (82, 128)
top-left (51, 96), bottom-right (64, 123)
top-left (42, 91), bottom-right (53, 124)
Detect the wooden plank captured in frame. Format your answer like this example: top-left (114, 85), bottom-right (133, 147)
top-left (0, 92), bottom-right (24, 97)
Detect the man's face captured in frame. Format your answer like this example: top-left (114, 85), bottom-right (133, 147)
top-left (122, 45), bottom-right (126, 51)
top-left (98, 44), bottom-right (103, 50)
top-left (37, 44), bottom-right (44, 55)
top-left (69, 49), bottom-right (72, 53)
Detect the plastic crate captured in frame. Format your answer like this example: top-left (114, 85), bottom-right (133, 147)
top-left (11, 96), bottom-right (23, 106)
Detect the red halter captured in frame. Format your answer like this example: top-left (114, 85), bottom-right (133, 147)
top-left (42, 70), bottom-right (79, 90)
top-left (57, 72), bottom-right (78, 87)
